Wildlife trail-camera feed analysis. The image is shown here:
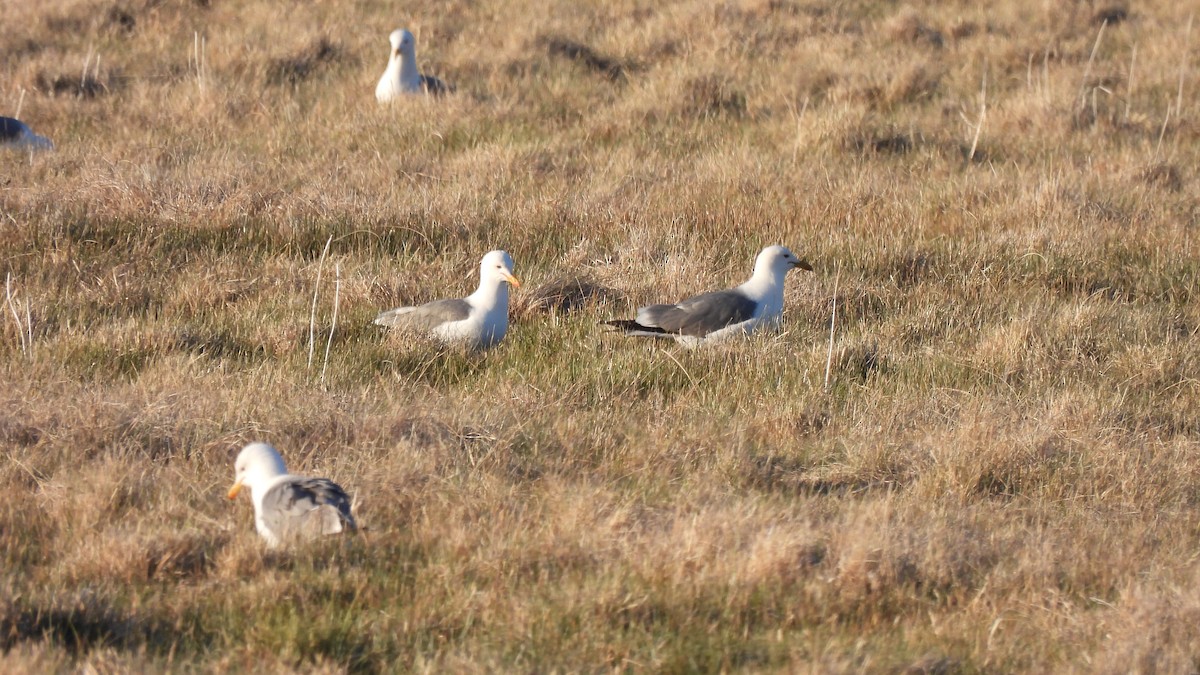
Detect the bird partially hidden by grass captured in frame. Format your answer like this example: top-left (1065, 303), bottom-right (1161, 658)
top-left (604, 245), bottom-right (813, 347)
top-left (374, 250), bottom-right (521, 350)
top-left (228, 442), bottom-right (357, 547)
top-left (0, 116), bottom-right (53, 151)
top-left (375, 28), bottom-right (453, 101)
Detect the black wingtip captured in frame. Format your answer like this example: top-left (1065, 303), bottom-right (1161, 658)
top-left (603, 319), bottom-right (671, 335)
top-left (421, 75), bottom-right (454, 96)
top-left (603, 319), bottom-right (637, 332)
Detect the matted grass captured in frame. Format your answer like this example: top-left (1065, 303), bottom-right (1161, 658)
top-left (5, 0), bottom-right (1200, 671)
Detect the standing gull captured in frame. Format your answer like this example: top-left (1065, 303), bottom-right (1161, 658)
top-left (375, 29), bottom-right (453, 101)
top-left (605, 245), bottom-right (813, 347)
top-left (375, 250), bottom-right (520, 349)
top-left (0, 117), bottom-right (53, 151)
top-left (228, 442), bottom-right (356, 547)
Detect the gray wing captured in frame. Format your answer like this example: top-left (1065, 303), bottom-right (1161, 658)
top-left (638, 290), bottom-right (759, 337)
top-left (375, 298), bottom-right (471, 329)
top-left (420, 74), bottom-right (453, 96)
top-left (260, 477), bottom-right (356, 542)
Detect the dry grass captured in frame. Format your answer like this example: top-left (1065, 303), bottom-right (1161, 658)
top-left (4, 0), bottom-right (1200, 671)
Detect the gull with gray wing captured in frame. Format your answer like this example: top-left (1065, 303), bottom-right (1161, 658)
top-left (376, 29), bottom-right (453, 101)
top-left (228, 442), bottom-right (356, 547)
top-left (605, 245), bottom-right (813, 347)
top-left (375, 250), bottom-right (520, 350)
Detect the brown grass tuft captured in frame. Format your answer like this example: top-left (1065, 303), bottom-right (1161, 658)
top-left (5, 0), bottom-right (1200, 670)
top-left (514, 274), bottom-right (619, 318)
top-left (103, 6), bottom-right (138, 36)
top-left (35, 71), bottom-right (116, 98)
top-left (681, 74), bottom-right (747, 118)
top-left (544, 36), bottom-right (628, 82)
top-left (885, 9), bottom-right (945, 49)
top-left (1093, 6), bottom-right (1130, 26)
top-left (1139, 162), bottom-right (1184, 191)
top-left (902, 654), bottom-right (960, 674)
top-left (0, 593), bottom-right (167, 656)
top-left (883, 63), bottom-right (941, 105)
top-left (851, 130), bottom-right (915, 155)
top-left (948, 20), bottom-right (980, 40)
top-left (266, 37), bottom-right (343, 87)
top-left (0, 642), bottom-right (70, 675)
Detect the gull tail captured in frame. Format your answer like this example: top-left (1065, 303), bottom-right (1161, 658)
top-left (421, 74), bottom-right (454, 96)
top-left (310, 504), bottom-right (357, 537)
top-left (374, 307), bottom-right (415, 327)
top-left (603, 319), bottom-right (675, 339)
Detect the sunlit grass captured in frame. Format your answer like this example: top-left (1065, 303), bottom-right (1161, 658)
top-left (5, 0), bottom-right (1200, 671)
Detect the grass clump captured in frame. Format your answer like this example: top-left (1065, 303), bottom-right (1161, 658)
top-left (5, 0), bottom-right (1200, 671)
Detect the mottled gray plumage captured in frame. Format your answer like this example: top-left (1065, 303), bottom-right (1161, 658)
top-left (375, 297), bottom-right (472, 329)
top-left (259, 477), bottom-right (356, 542)
top-left (229, 442), bottom-right (357, 547)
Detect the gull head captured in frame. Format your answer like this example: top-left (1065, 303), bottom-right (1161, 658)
top-left (479, 250), bottom-right (521, 289)
top-left (755, 245), bottom-right (813, 277)
top-left (389, 29), bottom-right (415, 57)
top-left (228, 442), bottom-right (288, 500)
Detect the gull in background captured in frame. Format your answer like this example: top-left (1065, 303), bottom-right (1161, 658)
top-left (376, 29), bottom-right (453, 101)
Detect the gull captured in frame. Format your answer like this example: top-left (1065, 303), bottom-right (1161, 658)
top-left (374, 250), bottom-right (520, 349)
top-left (228, 442), bottom-right (356, 547)
top-left (1, 117), bottom-right (53, 151)
top-left (605, 245), bottom-right (813, 347)
top-left (375, 29), bottom-right (453, 101)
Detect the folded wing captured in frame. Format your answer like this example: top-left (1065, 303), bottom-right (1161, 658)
top-left (608, 290), bottom-right (758, 338)
top-left (375, 298), bottom-right (471, 330)
top-left (260, 477), bottom-right (356, 542)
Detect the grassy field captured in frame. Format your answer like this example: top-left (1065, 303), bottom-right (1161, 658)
top-left (4, 0), bottom-right (1200, 671)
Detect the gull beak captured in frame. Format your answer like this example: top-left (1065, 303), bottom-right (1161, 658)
top-left (503, 272), bottom-right (521, 289)
top-left (227, 479), bottom-right (244, 500)
top-left (793, 259), bottom-right (814, 271)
